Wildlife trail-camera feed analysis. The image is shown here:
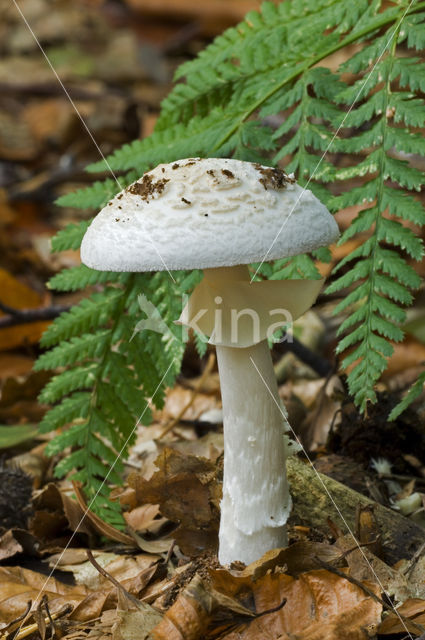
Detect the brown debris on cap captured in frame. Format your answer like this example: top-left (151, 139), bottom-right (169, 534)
top-left (127, 174), bottom-right (169, 201)
top-left (255, 164), bottom-right (296, 191)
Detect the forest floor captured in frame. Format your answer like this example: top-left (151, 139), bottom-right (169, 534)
top-left (0, 1), bottom-right (424, 639)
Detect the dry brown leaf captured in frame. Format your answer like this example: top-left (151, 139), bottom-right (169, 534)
top-left (112, 606), bottom-right (163, 640)
top-left (210, 568), bottom-right (382, 640)
top-left (0, 565), bottom-right (89, 624)
top-left (55, 553), bottom-right (160, 595)
top-left (383, 338), bottom-right (425, 379)
top-left (31, 483), bottom-right (95, 543)
top-left (73, 483), bottom-right (135, 546)
top-left (128, 530), bottom-right (172, 554)
top-left (229, 542), bottom-right (343, 580)
top-left (128, 448), bottom-right (221, 556)
top-left (123, 504), bottom-right (160, 532)
top-left (160, 385), bottom-right (220, 422)
top-left (335, 533), bottom-right (410, 602)
top-left (0, 353), bottom-right (34, 380)
top-left (23, 99), bottom-right (74, 144)
top-left (151, 566), bottom-right (382, 640)
top-left (151, 575), bottom-right (219, 640)
top-left (393, 553), bottom-right (425, 600)
top-left (378, 598), bottom-right (425, 635)
top-left (0, 529), bottom-right (39, 562)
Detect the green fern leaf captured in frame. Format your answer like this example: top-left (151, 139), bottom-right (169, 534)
top-left (51, 221), bottom-right (91, 253)
top-left (55, 178), bottom-right (121, 210)
top-left (40, 289), bottom-right (123, 347)
top-left (389, 370), bottom-right (425, 420)
top-left (35, 330), bottom-right (111, 370)
top-left (48, 266), bottom-right (128, 292)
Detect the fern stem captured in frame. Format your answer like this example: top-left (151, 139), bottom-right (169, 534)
top-left (213, 1), bottom-right (424, 152)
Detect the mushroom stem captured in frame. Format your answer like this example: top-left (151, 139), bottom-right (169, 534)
top-left (203, 267), bottom-right (291, 565)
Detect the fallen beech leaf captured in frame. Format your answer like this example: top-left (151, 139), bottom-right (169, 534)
top-left (51, 550), bottom-right (160, 598)
top-left (112, 607), bottom-right (163, 640)
top-left (161, 385), bottom-right (220, 423)
top-left (73, 483), bottom-right (134, 545)
top-left (129, 529), bottom-right (173, 554)
top-left (0, 565), bottom-right (89, 624)
top-left (31, 483), bottom-right (95, 541)
top-left (210, 568), bottom-right (382, 640)
top-left (394, 554), bottom-right (425, 600)
top-left (151, 575), bottom-right (219, 640)
top-left (0, 529), bottom-right (39, 562)
top-left (0, 353), bottom-right (34, 379)
top-left (378, 598), bottom-right (425, 635)
top-left (335, 533), bottom-right (410, 602)
top-left (124, 504), bottom-right (160, 532)
top-left (128, 448), bottom-right (221, 556)
top-left (229, 542), bottom-right (342, 580)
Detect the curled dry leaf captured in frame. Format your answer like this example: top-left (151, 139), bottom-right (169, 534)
top-left (31, 482), bottom-right (95, 543)
top-left (123, 504), bottom-right (161, 532)
top-left (151, 567), bottom-right (382, 640)
top-left (228, 543), bottom-right (343, 580)
top-left (72, 483), bottom-right (135, 545)
top-left (160, 384), bottom-right (220, 423)
top-left (378, 598), bottom-right (425, 635)
top-left (128, 448), bottom-right (221, 556)
top-left (210, 568), bottom-right (382, 640)
top-left (151, 574), bottom-right (255, 640)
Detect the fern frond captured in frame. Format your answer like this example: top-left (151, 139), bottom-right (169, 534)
top-left (48, 266), bottom-right (128, 292)
top-left (35, 330), bottom-right (111, 370)
top-left (40, 288), bottom-right (123, 347)
top-left (55, 178), bottom-right (120, 209)
top-left (51, 221), bottom-right (91, 253)
top-left (389, 370), bottom-right (425, 420)
top-left (38, 392), bottom-right (91, 434)
top-left (38, 272), bottom-right (186, 523)
top-left (327, 7), bottom-right (425, 410)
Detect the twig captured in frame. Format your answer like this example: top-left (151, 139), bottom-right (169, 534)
top-left (163, 539), bottom-right (176, 565)
top-left (86, 549), bottom-right (142, 609)
top-left (42, 595), bottom-right (56, 640)
top-left (0, 303), bottom-right (70, 329)
top-left (9, 604), bottom-right (73, 640)
top-left (338, 535), bottom-right (382, 561)
top-left (157, 352), bottom-right (216, 439)
top-left (255, 598), bottom-right (287, 619)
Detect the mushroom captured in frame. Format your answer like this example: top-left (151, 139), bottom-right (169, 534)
top-left (81, 157), bottom-right (339, 565)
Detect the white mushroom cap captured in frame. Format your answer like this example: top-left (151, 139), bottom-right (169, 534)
top-left (81, 158), bottom-right (339, 271)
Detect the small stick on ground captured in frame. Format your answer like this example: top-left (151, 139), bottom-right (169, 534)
top-left (0, 302), bottom-right (70, 329)
top-left (86, 549), bottom-right (143, 609)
